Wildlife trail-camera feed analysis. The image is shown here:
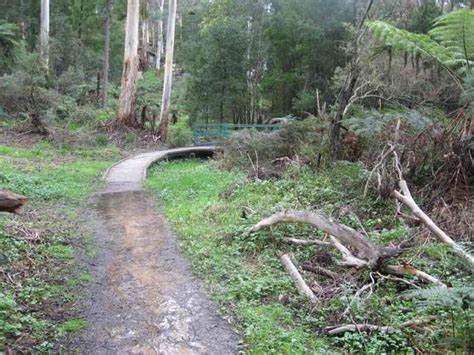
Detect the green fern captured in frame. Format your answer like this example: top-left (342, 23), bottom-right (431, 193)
top-left (0, 21), bottom-right (18, 50)
top-left (430, 9), bottom-right (474, 72)
top-left (368, 9), bottom-right (474, 75)
top-left (346, 109), bottom-right (432, 138)
top-left (405, 286), bottom-right (474, 309)
top-left (367, 21), bottom-right (452, 64)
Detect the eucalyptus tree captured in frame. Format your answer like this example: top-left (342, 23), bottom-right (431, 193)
top-left (103, 0), bottom-right (113, 107)
top-left (158, 0), bottom-right (177, 140)
top-left (155, 0), bottom-right (165, 74)
top-left (118, 0), bottom-right (140, 126)
top-left (40, 0), bottom-right (49, 69)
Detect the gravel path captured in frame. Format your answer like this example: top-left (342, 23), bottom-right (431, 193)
top-left (70, 147), bottom-right (240, 354)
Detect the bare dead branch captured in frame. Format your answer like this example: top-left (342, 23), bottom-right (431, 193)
top-left (325, 324), bottom-right (396, 335)
top-left (384, 265), bottom-right (447, 288)
top-left (392, 179), bottom-right (474, 271)
top-left (248, 210), bottom-right (397, 266)
top-left (284, 237), bottom-right (332, 247)
top-left (302, 264), bottom-right (339, 280)
top-left (280, 254), bottom-right (318, 303)
top-left (329, 236), bottom-right (368, 268)
top-left (325, 318), bottom-right (436, 336)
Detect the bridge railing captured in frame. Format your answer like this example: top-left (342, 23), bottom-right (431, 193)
top-left (192, 123), bottom-right (282, 145)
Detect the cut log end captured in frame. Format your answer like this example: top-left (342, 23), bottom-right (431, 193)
top-left (0, 190), bottom-right (28, 213)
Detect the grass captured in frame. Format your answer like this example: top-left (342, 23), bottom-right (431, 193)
top-left (146, 159), bottom-right (473, 354)
top-left (0, 141), bottom-right (119, 352)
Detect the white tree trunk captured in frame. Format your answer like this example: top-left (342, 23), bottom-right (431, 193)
top-left (155, 0), bottom-right (165, 75)
top-left (103, 0), bottom-right (113, 107)
top-left (40, 0), bottom-right (49, 69)
top-left (117, 0), bottom-right (140, 127)
top-left (158, 0), bottom-right (177, 140)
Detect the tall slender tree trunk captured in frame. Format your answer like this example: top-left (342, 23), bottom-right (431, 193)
top-left (158, 0), bottom-right (177, 141)
top-left (155, 0), bottom-right (165, 75)
top-left (103, 0), bottom-right (113, 108)
top-left (140, 0), bottom-right (150, 72)
top-left (40, 0), bottom-right (49, 70)
top-left (117, 0), bottom-right (140, 127)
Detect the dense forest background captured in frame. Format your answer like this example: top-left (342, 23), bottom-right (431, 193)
top-left (1, 0), bottom-right (469, 126)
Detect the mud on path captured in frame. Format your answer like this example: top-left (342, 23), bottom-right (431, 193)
top-left (70, 148), bottom-right (240, 354)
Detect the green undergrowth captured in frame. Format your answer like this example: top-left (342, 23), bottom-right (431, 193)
top-left (0, 142), bottom-right (118, 352)
top-left (146, 160), bottom-right (473, 354)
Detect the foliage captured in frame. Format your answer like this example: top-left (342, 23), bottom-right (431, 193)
top-left (219, 117), bottom-right (327, 175)
top-left (430, 9), bottom-right (474, 71)
top-left (368, 9), bottom-right (474, 75)
top-left (345, 108), bottom-right (434, 139)
top-left (0, 21), bottom-right (19, 73)
top-left (136, 70), bottom-right (162, 121)
top-left (166, 120), bottom-right (193, 148)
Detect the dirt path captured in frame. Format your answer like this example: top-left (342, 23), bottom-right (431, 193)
top-left (70, 148), bottom-right (240, 354)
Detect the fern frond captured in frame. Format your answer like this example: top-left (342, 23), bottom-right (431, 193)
top-left (430, 9), bottom-right (474, 71)
top-left (405, 286), bottom-right (474, 309)
top-left (367, 21), bottom-right (453, 64)
top-left (0, 21), bottom-right (18, 48)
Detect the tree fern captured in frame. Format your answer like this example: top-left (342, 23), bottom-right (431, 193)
top-left (430, 9), bottom-right (474, 72)
top-left (0, 21), bottom-right (19, 72)
top-left (367, 21), bottom-right (452, 64)
top-left (0, 21), bottom-right (18, 51)
top-left (368, 9), bottom-right (474, 75)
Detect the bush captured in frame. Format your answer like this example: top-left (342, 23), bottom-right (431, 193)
top-left (70, 105), bottom-right (96, 124)
top-left (219, 117), bottom-right (328, 176)
top-left (166, 121), bottom-right (193, 148)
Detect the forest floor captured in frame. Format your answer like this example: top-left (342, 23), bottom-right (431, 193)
top-left (67, 148), bottom-right (239, 354)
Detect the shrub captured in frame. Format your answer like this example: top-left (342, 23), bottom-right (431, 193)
top-left (167, 122), bottom-right (193, 148)
top-left (70, 105), bottom-right (96, 124)
top-left (219, 117), bottom-right (328, 176)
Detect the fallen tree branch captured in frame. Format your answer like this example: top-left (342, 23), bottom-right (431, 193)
top-left (0, 190), bottom-right (28, 213)
top-left (284, 237), bottom-right (331, 247)
top-left (325, 324), bottom-right (396, 335)
top-left (249, 210), bottom-right (397, 266)
top-left (302, 264), bottom-right (339, 280)
top-left (280, 254), bottom-right (318, 303)
top-left (392, 179), bottom-right (474, 271)
top-left (384, 265), bottom-right (446, 288)
top-left (325, 318), bottom-right (435, 336)
top-left (329, 236), bottom-right (369, 268)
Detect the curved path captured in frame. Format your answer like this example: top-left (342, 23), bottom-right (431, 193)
top-left (71, 147), bottom-right (239, 354)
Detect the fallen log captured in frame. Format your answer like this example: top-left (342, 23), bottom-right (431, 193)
top-left (280, 254), bottom-right (318, 303)
top-left (0, 190), bottom-right (28, 213)
top-left (249, 210), bottom-right (398, 267)
top-left (325, 318), bottom-right (436, 336)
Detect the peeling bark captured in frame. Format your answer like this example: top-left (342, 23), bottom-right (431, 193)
top-left (117, 0), bottom-right (140, 127)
